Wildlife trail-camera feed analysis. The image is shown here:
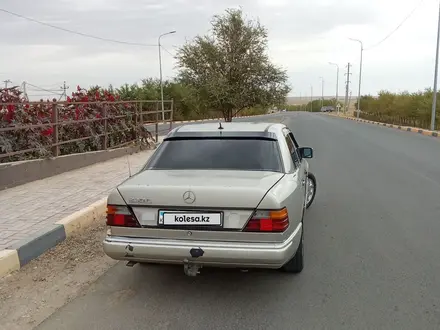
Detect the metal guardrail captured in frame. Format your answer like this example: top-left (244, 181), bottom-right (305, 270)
top-left (358, 112), bottom-right (438, 131)
top-left (0, 100), bottom-right (173, 161)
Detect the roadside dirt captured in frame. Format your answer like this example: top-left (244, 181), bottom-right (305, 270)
top-left (0, 219), bottom-right (117, 330)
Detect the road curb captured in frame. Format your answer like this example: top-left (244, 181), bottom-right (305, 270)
top-left (56, 198), bottom-right (107, 237)
top-left (0, 198), bottom-right (109, 278)
top-left (0, 250), bottom-right (20, 277)
top-left (327, 114), bottom-right (439, 139)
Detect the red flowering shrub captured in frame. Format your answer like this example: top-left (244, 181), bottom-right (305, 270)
top-left (0, 87), bottom-right (55, 161)
top-left (57, 86), bottom-right (137, 156)
top-left (0, 86), bottom-right (138, 163)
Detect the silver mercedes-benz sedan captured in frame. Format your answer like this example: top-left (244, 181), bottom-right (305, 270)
top-left (103, 121), bottom-right (316, 276)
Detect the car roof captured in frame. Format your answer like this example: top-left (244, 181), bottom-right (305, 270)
top-left (172, 122), bottom-right (284, 133)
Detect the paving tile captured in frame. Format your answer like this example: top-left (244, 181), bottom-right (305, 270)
top-left (0, 148), bottom-right (156, 249)
top-left (2, 239), bottom-right (21, 248)
top-left (0, 231), bottom-right (16, 239)
top-left (8, 233), bottom-right (30, 241)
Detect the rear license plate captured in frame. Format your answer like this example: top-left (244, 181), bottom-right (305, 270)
top-left (158, 211), bottom-right (222, 226)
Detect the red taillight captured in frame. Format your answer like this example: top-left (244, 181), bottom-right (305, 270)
top-left (106, 205), bottom-right (141, 227)
top-left (244, 208), bottom-right (289, 232)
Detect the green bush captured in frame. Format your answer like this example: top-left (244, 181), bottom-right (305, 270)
top-left (357, 89), bottom-right (439, 130)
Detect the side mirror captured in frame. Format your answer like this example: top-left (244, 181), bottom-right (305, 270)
top-left (299, 147), bottom-right (313, 159)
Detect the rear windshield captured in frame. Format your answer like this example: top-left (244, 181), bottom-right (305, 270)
top-left (147, 138), bottom-right (283, 172)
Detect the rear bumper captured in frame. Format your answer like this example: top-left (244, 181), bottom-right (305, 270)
top-left (103, 223), bottom-right (302, 269)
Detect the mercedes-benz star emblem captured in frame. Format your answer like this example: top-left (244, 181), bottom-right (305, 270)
top-left (183, 191), bottom-right (196, 204)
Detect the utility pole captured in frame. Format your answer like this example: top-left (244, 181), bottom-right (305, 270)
top-left (348, 90), bottom-right (353, 110)
top-left (329, 62), bottom-right (340, 108)
top-left (319, 77), bottom-right (324, 109)
top-left (349, 38), bottom-right (364, 119)
top-left (431, 1), bottom-right (440, 131)
top-left (59, 81), bottom-right (69, 101)
top-left (310, 85), bottom-right (313, 112)
top-left (22, 81), bottom-right (29, 101)
top-left (158, 30), bottom-right (176, 122)
top-left (3, 79), bottom-right (12, 89)
top-left (344, 63), bottom-right (352, 115)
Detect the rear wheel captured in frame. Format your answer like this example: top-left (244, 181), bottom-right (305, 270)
top-left (281, 223), bottom-right (304, 273)
top-left (306, 172), bottom-right (316, 209)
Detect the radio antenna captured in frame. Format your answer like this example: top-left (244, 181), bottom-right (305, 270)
top-left (126, 155), bottom-right (132, 177)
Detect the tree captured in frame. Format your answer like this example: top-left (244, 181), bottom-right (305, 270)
top-left (176, 8), bottom-right (290, 121)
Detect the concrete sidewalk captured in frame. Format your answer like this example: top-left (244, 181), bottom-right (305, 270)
top-left (0, 146), bottom-right (158, 274)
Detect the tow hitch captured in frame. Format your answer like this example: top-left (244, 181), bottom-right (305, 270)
top-left (183, 247), bottom-right (204, 276)
top-left (183, 259), bottom-right (202, 277)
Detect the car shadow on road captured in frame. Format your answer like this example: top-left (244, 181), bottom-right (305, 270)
top-left (121, 262), bottom-right (304, 299)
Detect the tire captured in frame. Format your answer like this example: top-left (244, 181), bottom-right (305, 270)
top-left (281, 223), bottom-right (304, 273)
top-left (306, 172), bottom-right (317, 209)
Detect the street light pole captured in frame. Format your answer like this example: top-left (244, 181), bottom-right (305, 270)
top-left (158, 30), bottom-right (176, 122)
top-left (349, 38), bottom-right (363, 119)
top-left (431, 1), bottom-right (440, 131)
top-left (329, 62), bottom-right (339, 109)
top-left (310, 85), bottom-right (313, 112)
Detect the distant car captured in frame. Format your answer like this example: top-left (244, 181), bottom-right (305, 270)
top-left (320, 106), bottom-right (335, 112)
top-left (103, 122), bottom-right (317, 276)
top-left (281, 109), bottom-right (287, 112)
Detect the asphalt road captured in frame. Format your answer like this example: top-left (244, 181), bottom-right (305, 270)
top-left (38, 112), bottom-right (440, 330)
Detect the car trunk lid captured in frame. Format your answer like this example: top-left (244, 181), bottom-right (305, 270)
top-left (117, 169), bottom-right (284, 230)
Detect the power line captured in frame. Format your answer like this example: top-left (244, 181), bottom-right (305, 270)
top-left (26, 86), bottom-right (61, 91)
top-left (0, 8), bottom-right (157, 47)
top-left (25, 82), bottom-right (63, 95)
top-left (32, 82), bottom-right (65, 89)
top-left (28, 93), bottom-right (63, 97)
top-left (161, 45), bottom-right (175, 57)
top-left (27, 89), bottom-right (61, 92)
top-left (365, 0), bottom-right (425, 50)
